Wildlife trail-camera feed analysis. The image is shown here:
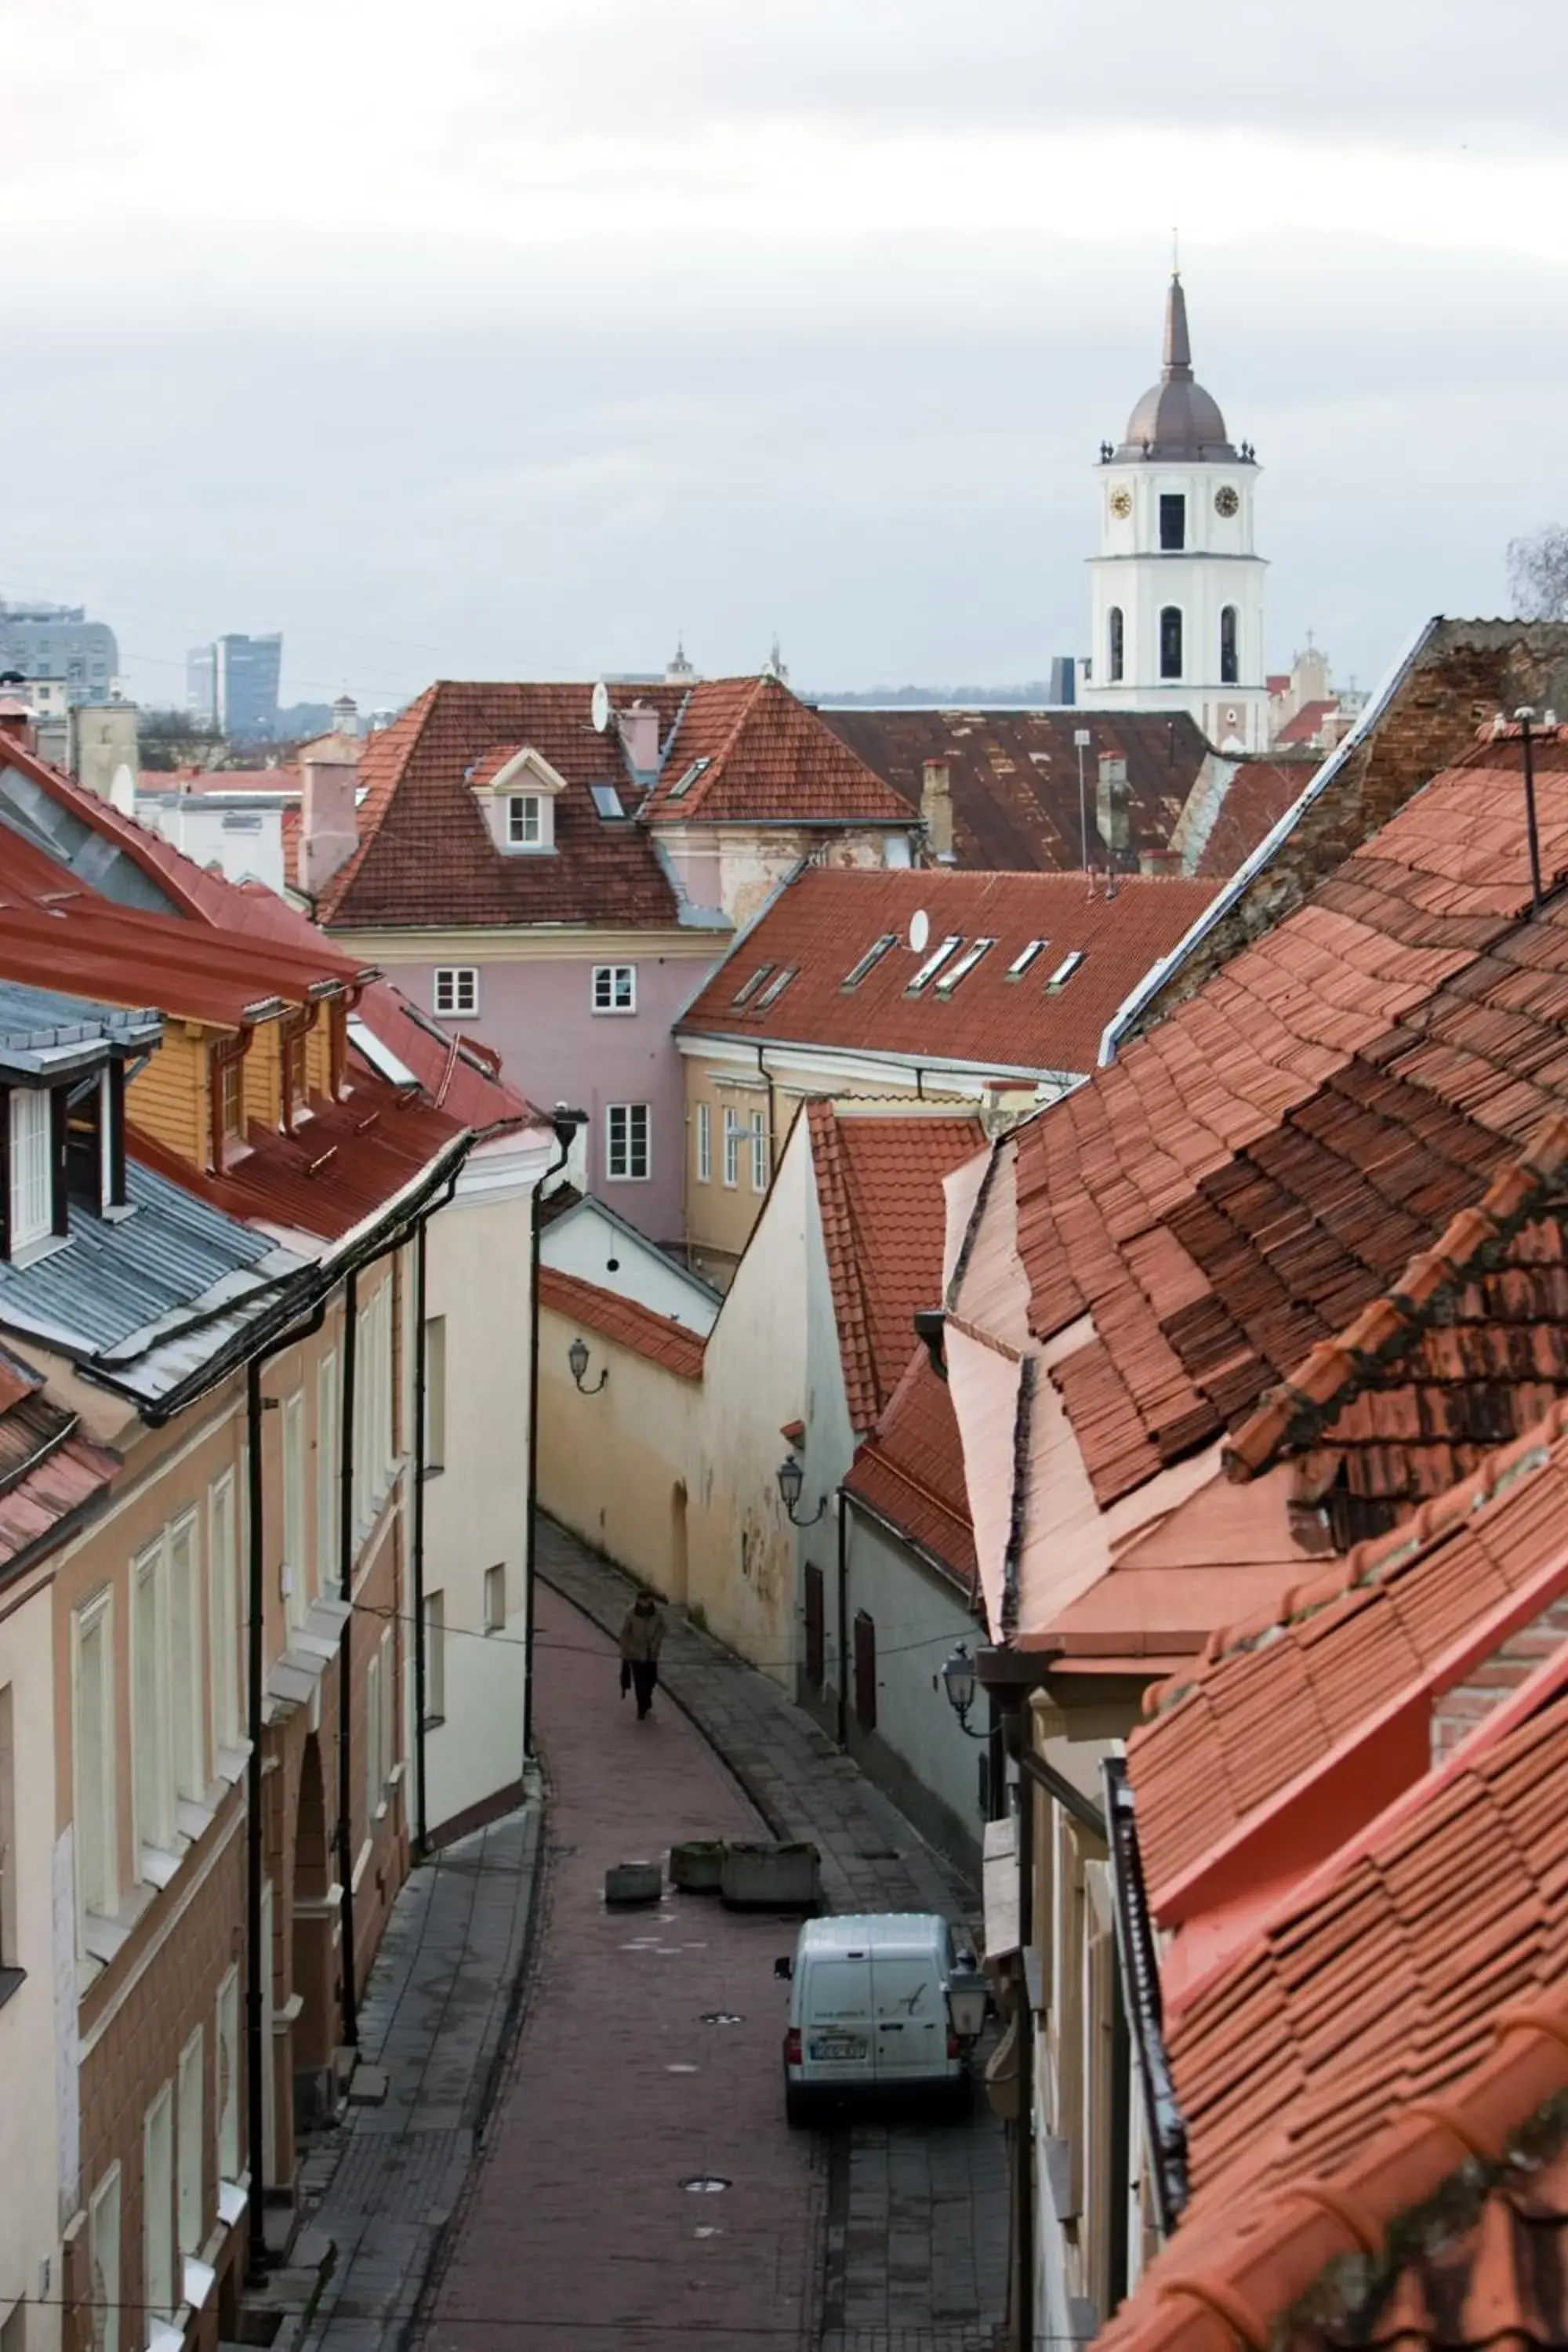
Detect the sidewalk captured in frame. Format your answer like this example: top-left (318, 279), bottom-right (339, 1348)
top-left (536, 1514), bottom-right (1009, 2352)
top-left (285, 1804), bottom-right (543, 2352)
top-left (536, 1515), bottom-right (978, 1923)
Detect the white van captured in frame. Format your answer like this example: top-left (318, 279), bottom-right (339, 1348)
top-left (775, 1911), bottom-right (978, 2125)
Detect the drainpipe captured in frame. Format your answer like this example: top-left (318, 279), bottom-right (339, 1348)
top-left (835, 1487), bottom-right (849, 1750)
top-left (412, 1221), bottom-right (430, 1854)
top-left (1015, 1755), bottom-right (1036, 2352)
top-left (756, 1046), bottom-right (776, 1184)
top-left (336, 1269), bottom-right (360, 2049)
top-left (523, 1109), bottom-right (585, 1760)
top-left (245, 1299), bottom-right (327, 2285)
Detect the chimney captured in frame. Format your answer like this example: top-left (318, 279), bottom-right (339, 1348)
top-left (331, 694), bottom-right (360, 739)
top-left (922, 760), bottom-right (956, 864)
top-left (616, 699), bottom-right (660, 778)
top-left (0, 694), bottom-right (36, 754)
top-left (298, 738), bottom-right (359, 898)
top-left (1096, 755), bottom-right (1130, 862)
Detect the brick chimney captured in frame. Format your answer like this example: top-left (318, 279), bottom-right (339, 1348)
top-left (0, 694), bottom-right (36, 754)
top-left (298, 738), bottom-right (359, 898)
top-left (922, 760), bottom-right (956, 863)
top-left (1096, 755), bottom-right (1130, 862)
top-left (616, 699), bottom-right (660, 778)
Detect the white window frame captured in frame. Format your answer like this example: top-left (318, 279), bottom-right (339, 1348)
top-left (133, 1537), bottom-right (175, 1863)
top-left (169, 1512), bottom-right (205, 1804)
top-left (209, 1474), bottom-right (240, 1755)
top-left (423, 1318), bottom-right (445, 1473)
top-left (177, 2027), bottom-right (204, 2256)
top-left (722, 1108), bottom-right (740, 1189)
top-left (604, 1103), bottom-right (650, 1183)
top-left (695, 1101), bottom-right (712, 1185)
top-left (281, 1389), bottom-right (307, 1623)
top-left (506, 793), bottom-right (543, 847)
top-left (215, 1967), bottom-right (240, 2183)
top-left (432, 967), bottom-right (478, 1018)
top-left (318, 1353), bottom-right (338, 1600)
top-left (89, 2164), bottom-right (122, 2352)
top-left (143, 2081), bottom-right (175, 2323)
top-left (591, 964), bottom-right (637, 1015)
top-left (7, 1087), bottom-right (53, 1253)
top-left (423, 1590), bottom-right (445, 1722)
top-left (74, 1591), bottom-right (117, 1932)
top-left (750, 1107), bottom-right (768, 1195)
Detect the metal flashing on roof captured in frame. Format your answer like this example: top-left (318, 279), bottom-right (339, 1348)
top-left (906, 935), bottom-right (963, 994)
top-left (753, 965), bottom-right (797, 1011)
top-left (935, 938), bottom-right (996, 996)
top-left (843, 934), bottom-right (898, 990)
top-left (0, 978), bottom-right (162, 1079)
top-left (1045, 951), bottom-right (1084, 991)
top-left (667, 757), bottom-right (711, 800)
top-left (732, 964), bottom-right (775, 1007)
top-left (1104, 1756), bottom-right (1188, 2232)
top-left (1007, 939), bottom-right (1047, 980)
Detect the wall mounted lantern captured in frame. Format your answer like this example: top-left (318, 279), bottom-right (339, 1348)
top-left (568, 1335), bottom-right (608, 1394)
top-left (775, 1455), bottom-right (826, 1526)
top-left (940, 1642), bottom-right (986, 1737)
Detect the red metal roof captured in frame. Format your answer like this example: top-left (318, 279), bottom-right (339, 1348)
top-left (809, 1105), bottom-right (985, 1435)
top-left (538, 1265), bottom-right (706, 1380)
top-left (681, 868), bottom-right (1219, 1075)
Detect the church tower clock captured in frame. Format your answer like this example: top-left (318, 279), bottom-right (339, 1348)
top-left (1083, 274), bottom-right (1268, 753)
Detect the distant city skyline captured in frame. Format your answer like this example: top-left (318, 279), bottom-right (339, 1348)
top-left (5, 2), bottom-right (1564, 719)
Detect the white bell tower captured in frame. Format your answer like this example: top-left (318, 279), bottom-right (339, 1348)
top-left (1082, 275), bottom-right (1268, 754)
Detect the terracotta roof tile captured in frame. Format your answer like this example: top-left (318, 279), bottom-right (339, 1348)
top-left (538, 1265), bottom-right (705, 1380)
top-left (642, 674), bottom-right (910, 827)
top-left (844, 1344), bottom-right (978, 1588)
top-left (1194, 760), bottom-right (1319, 880)
top-left (681, 868), bottom-right (1219, 1076)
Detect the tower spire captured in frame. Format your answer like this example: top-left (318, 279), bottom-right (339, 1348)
top-left (1163, 271), bottom-right (1192, 383)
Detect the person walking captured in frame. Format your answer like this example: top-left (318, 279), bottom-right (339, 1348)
top-left (619, 1590), bottom-right (666, 1719)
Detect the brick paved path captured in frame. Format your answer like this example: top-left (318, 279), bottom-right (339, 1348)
top-left (535, 1517), bottom-right (1008, 2352)
top-left (418, 1577), bottom-right (824, 2352)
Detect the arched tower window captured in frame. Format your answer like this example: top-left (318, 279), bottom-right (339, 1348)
top-left (1220, 605), bottom-right (1239, 685)
top-left (1160, 606), bottom-right (1183, 681)
top-left (1108, 607), bottom-right (1124, 684)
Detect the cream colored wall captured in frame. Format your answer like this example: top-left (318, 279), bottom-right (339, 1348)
top-left (539, 1120), bottom-right (815, 1686)
top-left (0, 1571), bottom-right (63, 2352)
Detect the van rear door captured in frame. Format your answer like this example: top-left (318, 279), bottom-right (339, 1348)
top-left (870, 1951), bottom-right (946, 2082)
top-left (802, 1958), bottom-right (873, 2079)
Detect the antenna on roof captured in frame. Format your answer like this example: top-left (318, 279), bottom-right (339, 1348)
top-left (909, 909), bottom-right (930, 954)
top-left (590, 681), bottom-right (611, 733)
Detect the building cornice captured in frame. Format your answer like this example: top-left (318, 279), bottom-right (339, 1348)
top-left (327, 924), bottom-right (724, 964)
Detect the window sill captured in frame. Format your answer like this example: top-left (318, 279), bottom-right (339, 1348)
top-left (6, 1229), bottom-right (70, 1272)
top-left (421, 1464), bottom-right (445, 1482)
top-left (0, 1965), bottom-right (25, 2013)
top-left (590, 1009), bottom-right (637, 1018)
top-left (421, 1714), bottom-right (446, 1731)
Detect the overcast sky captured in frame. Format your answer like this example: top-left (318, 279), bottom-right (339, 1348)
top-left (5, 0), bottom-right (1566, 712)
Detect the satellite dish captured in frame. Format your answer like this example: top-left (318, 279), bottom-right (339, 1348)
top-left (909, 909), bottom-right (930, 954)
top-left (590, 681), bottom-right (611, 733)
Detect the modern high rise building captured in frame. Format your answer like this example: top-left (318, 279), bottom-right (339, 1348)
top-left (187, 631), bottom-right (284, 739)
top-left (0, 600), bottom-right (119, 705)
top-left (1081, 276), bottom-right (1269, 753)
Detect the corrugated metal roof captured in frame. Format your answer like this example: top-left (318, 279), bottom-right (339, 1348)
top-left (0, 977), bottom-right (162, 1076)
top-left (0, 1160), bottom-right (307, 1392)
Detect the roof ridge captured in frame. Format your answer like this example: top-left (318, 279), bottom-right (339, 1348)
top-left (1221, 1106), bottom-right (1568, 1485)
top-left (672, 673), bottom-right (768, 818)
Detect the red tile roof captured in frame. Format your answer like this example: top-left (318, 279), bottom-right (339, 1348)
top-left (0, 1343), bottom-right (116, 1581)
top-left (680, 869), bottom-right (1220, 1076)
top-left (1130, 1403), bottom-right (1568, 1914)
top-left (844, 1345), bottom-right (977, 1588)
top-left (1102, 1642), bottom-right (1568, 2352)
top-left (808, 1105), bottom-right (985, 1435)
top-left (1272, 695), bottom-right (1339, 747)
top-left (317, 675), bottom-right (907, 931)
top-left (821, 706), bottom-right (1215, 872)
top-left (539, 1265), bottom-right (705, 1380)
top-left (1010, 732), bottom-right (1568, 1514)
top-left (640, 675), bottom-right (912, 828)
top-left (1192, 759), bottom-right (1316, 880)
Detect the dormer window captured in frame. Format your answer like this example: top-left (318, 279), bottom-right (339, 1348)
top-left (67, 1065), bottom-right (127, 1215)
top-left (6, 1089), bottom-right (54, 1255)
top-left (281, 1011), bottom-right (311, 1134)
top-left (507, 794), bottom-right (543, 848)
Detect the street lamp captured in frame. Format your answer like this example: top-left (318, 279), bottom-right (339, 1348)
top-left (568, 1336), bottom-right (608, 1394)
top-left (776, 1456), bottom-right (826, 1526)
top-left (945, 1951), bottom-right (990, 2043)
top-left (940, 1642), bottom-right (985, 1737)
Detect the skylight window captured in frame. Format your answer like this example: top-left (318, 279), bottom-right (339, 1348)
top-left (753, 965), bottom-right (798, 1011)
top-left (590, 781), bottom-right (626, 819)
top-left (667, 757), bottom-right (712, 800)
top-left (1007, 939), bottom-right (1047, 981)
top-left (1044, 951), bottom-right (1085, 992)
top-left (732, 964), bottom-right (775, 1007)
top-left (906, 935), bottom-right (963, 995)
top-left (843, 934), bottom-right (898, 989)
top-left (935, 938), bottom-right (996, 996)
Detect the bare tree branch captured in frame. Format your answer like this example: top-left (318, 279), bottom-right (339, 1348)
top-left (1508, 526), bottom-right (1568, 621)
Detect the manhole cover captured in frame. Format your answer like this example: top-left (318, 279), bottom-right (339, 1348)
top-left (682, 2176), bottom-right (731, 2194)
top-left (701, 2012), bottom-right (743, 2027)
